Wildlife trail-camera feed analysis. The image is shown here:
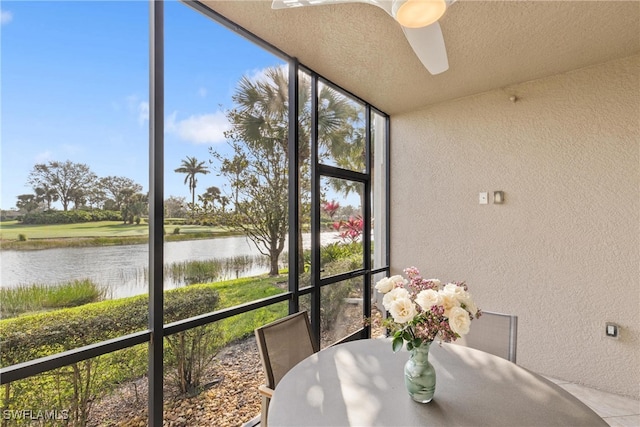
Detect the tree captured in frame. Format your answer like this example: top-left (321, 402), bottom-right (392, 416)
top-left (218, 155), bottom-right (248, 212)
top-left (174, 156), bottom-right (209, 207)
top-left (165, 196), bottom-right (188, 219)
top-left (27, 161), bottom-right (97, 211)
top-left (16, 194), bottom-right (40, 213)
top-left (99, 176), bottom-right (143, 210)
top-left (210, 66), bottom-right (361, 275)
top-left (34, 186), bottom-right (59, 210)
top-left (213, 140), bottom-right (288, 276)
top-left (84, 186), bottom-right (107, 210)
top-left (120, 190), bottom-right (147, 224)
top-left (201, 186), bottom-right (221, 205)
top-left (199, 186), bottom-right (224, 212)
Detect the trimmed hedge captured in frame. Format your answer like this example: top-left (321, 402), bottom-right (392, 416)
top-left (0, 285), bottom-right (220, 426)
top-left (20, 210), bottom-right (123, 224)
top-left (0, 284), bottom-right (219, 366)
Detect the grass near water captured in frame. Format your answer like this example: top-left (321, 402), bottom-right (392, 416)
top-left (0, 279), bottom-right (106, 318)
top-left (0, 220), bottom-right (240, 250)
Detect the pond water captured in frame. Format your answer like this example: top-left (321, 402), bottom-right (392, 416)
top-left (0, 233), bottom-right (341, 298)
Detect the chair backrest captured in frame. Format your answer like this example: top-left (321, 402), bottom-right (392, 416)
top-left (456, 311), bottom-right (518, 363)
top-left (255, 311), bottom-right (318, 389)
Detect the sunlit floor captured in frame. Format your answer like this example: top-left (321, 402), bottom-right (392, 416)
top-left (544, 376), bottom-right (640, 427)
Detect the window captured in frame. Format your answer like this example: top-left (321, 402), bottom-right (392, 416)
top-left (0, 2), bottom-right (389, 424)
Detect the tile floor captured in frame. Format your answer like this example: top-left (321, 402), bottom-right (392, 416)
top-left (545, 377), bottom-right (640, 427)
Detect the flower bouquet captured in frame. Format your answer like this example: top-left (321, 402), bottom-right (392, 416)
top-left (375, 266), bottom-right (482, 352)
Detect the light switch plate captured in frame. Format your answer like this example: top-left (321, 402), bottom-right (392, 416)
top-left (479, 192), bottom-right (488, 204)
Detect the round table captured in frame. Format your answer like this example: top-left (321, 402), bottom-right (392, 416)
top-left (267, 338), bottom-right (607, 426)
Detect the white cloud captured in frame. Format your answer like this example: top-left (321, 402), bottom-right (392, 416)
top-left (245, 64), bottom-right (287, 84)
top-left (246, 67), bottom-right (270, 84)
top-left (166, 111), bottom-right (229, 144)
top-left (138, 101), bottom-right (149, 125)
top-left (125, 95), bottom-right (149, 126)
top-left (1, 10), bottom-right (13, 26)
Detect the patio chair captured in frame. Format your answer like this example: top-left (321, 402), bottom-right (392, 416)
top-left (457, 310), bottom-right (518, 363)
top-left (254, 311), bottom-right (318, 426)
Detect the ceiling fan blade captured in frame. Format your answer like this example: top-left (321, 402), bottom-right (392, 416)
top-left (272, 0), bottom-right (393, 14)
top-left (272, 0), bottom-right (365, 9)
top-left (402, 22), bottom-right (449, 75)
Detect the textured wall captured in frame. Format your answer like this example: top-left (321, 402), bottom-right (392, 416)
top-left (390, 55), bottom-right (639, 398)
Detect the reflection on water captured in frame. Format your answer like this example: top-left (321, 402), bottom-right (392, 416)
top-left (0, 233), bottom-right (340, 298)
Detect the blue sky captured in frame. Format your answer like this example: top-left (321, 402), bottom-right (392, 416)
top-left (0, 0), bottom-right (286, 210)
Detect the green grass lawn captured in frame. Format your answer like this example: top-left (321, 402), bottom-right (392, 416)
top-left (0, 220), bottom-right (148, 240)
top-left (0, 220), bottom-right (230, 240)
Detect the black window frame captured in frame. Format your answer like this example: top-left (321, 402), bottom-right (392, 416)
top-left (0, 1), bottom-right (390, 424)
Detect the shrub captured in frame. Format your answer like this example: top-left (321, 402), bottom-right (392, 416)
top-left (301, 243), bottom-right (365, 342)
top-left (165, 323), bottom-right (223, 395)
top-left (319, 241), bottom-right (362, 266)
top-left (20, 210), bottom-right (122, 224)
top-left (0, 285), bottom-right (219, 425)
top-left (173, 227), bottom-right (181, 235)
top-left (17, 233), bottom-right (27, 242)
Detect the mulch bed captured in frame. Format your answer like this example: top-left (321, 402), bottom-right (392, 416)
top-left (88, 309), bottom-right (384, 427)
top-left (88, 338), bottom-right (263, 427)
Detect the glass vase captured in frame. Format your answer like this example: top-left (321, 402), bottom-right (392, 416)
top-left (404, 341), bottom-right (436, 403)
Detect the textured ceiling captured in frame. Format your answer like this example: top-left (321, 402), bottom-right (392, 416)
top-left (200, 1), bottom-right (640, 115)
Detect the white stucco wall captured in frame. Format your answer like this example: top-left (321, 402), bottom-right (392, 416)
top-left (390, 55), bottom-right (639, 398)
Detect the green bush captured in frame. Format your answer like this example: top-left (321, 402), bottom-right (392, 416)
top-left (173, 227), bottom-right (181, 234)
top-left (20, 210), bottom-right (122, 224)
top-left (17, 233), bottom-right (27, 242)
top-left (165, 218), bottom-right (186, 225)
top-left (0, 285), bottom-right (220, 426)
top-left (165, 323), bottom-right (223, 395)
top-left (301, 242), bottom-right (364, 336)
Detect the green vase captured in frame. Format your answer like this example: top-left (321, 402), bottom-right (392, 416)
top-left (404, 341), bottom-right (436, 403)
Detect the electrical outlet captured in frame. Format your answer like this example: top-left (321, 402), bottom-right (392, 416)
top-left (605, 322), bottom-right (619, 339)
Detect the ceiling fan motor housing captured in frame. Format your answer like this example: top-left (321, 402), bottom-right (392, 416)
top-left (392, 0), bottom-right (447, 28)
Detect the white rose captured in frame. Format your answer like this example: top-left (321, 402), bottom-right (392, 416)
top-left (415, 289), bottom-right (441, 311)
top-left (439, 291), bottom-right (461, 317)
top-left (388, 297), bottom-right (417, 324)
top-left (382, 287), bottom-right (410, 311)
top-left (375, 277), bottom-right (394, 294)
top-left (388, 275), bottom-right (408, 288)
top-left (448, 306), bottom-right (471, 336)
top-left (444, 283), bottom-right (468, 300)
top-left (461, 297), bottom-right (478, 316)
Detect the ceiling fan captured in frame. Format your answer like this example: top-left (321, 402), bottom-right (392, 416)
top-left (271, 0), bottom-right (456, 75)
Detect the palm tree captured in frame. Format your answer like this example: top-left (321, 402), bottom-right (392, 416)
top-left (220, 66), bottom-right (362, 274)
top-left (174, 156), bottom-right (210, 207)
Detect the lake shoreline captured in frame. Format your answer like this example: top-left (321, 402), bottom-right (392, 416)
top-left (0, 231), bottom-right (244, 251)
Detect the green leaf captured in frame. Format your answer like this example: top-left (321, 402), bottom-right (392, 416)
top-left (392, 336), bottom-right (404, 352)
top-left (402, 330), bottom-right (412, 342)
top-left (406, 341), bottom-right (414, 351)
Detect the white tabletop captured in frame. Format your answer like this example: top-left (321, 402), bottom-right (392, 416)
top-left (268, 338), bottom-right (607, 427)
